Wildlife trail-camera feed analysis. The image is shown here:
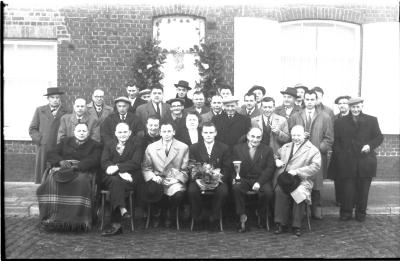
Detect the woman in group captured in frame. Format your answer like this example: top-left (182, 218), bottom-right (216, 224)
top-left (175, 111), bottom-right (203, 146)
top-left (36, 123), bottom-right (101, 231)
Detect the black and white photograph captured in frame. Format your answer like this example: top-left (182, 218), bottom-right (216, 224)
top-left (2, 0), bottom-right (400, 258)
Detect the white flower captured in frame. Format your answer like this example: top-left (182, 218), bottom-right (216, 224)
top-left (147, 64), bottom-right (152, 69)
top-left (138, 69), bottom-right (142, 73)
top-left (202, 63), bottom-right (209, 69)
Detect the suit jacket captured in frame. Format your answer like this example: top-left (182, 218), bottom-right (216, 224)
top-left (274, 104), bottom-right (302, 120)
top-left (189, 141), bottom-right (232, 183)
top-left (251, 113), bottom-right (290, 154)
top-left (57, 112), bottom-right (100, 144)
top-left (175, 127), bottom-right (203, 146)
top-left (128, 97), bottom-right (147, 114)
top-left (87, 102), bottom-right (114, 125)
top-left (142, 138), bottom-right (189, 195)
top-left (100, 112), bottom-right (144, 146)
top-left (201, 110), bottom-right (222, 124)
top-left (232, 142), bottom-right (275, 185)
top-left (239, 105), bottom-right (262, 119)
top-left (101, 135), bottom-right (144, 180)
top-left (184, 105), bottom-right (210, 115)
top-left (29, 104), bottom-right (69, 148)
top-left (176, 95), bottom-right (194, 109)
top-left (275, 141), bottom-right (321, 203)
top-left (47, 137), bottom-right (102, 172)
top-left (135, 102), bottom-right (171, 125)
top-left (143, 132), bottom-right (161, 150)
top-left (164, 112), bottom-right (187, 133)
top-left (288, 109), bottom-right (333, 189)
top-left (328, 113), bottom-right (383, 179)
top-left (212, 112), bottom-right (251, 150)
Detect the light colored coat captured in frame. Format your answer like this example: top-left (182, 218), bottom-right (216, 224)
top-left (86, 102), bottom-right (114, 125)
top-left (275, 141), bottom-right (321, 204)
top-left (251, 113), bottom-right (290, 154)
top-left (142, 138), bottom-right (189, 196)
top-left (57, 112), bottom-right (100, 144)
top-left (288, 109), bottom-right (333, 190)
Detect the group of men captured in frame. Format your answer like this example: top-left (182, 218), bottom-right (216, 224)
top-left (29, 79), bottom-right (383, 236)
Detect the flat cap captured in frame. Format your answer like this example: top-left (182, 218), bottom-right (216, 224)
top-left (334, 95), bottom-right (351, 104)
top-left (166, 98), bottom-right (185, 105)
top-left (348, 97), bottom-right (364, 105)
top-left (139, 89), bottom-right (151, 95)
top-left (114, 96), bottom-right (130, 104)
top-left (222, 96), bottom-right (240, 104)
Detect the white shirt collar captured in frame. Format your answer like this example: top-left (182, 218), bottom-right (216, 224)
top-left (306, 108), bottom-right (316, 115)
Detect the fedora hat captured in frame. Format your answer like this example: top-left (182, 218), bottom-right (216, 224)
top-left (248, 85), bottom-right (266, 95)
top-left (141, 180), bottom-right (164, 203)
top-left (114, 96), bottom-right (131, 104)
top-left (280, 87), bottom-right (299, 98)
top-left (166, 98), bottom-right (185, 106)
top-left (174, 80), bottom-right (192, 90)
top-left (222, 96), bottom-right (240, 104)
top-left (44, 87), bottom-right (64, 96)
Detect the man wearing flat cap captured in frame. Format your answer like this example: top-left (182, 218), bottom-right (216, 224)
top-left (275, 87), bottom-right (302, 120)
top-left (212, 96), bottom-right (251, 152)
top-left (248, 85), bottom-right (266, 110)
top-left (139, 89), bottom-right (151, 102)
top-left (101, 96), bottom-right (144, 146)
top-left (29, 87), bottom-right (69, 183)
top-left (294, 84), bottom-right (309, 109)
top-left (328, 97), bottom-right (383, 222)
top-left (174, 80), bottom-right (194, 109)
top-left (333, 95), bottom-right (351, 121)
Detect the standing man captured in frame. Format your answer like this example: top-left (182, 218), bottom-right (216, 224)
top-left (57, 98), bottom-right (100, 144)
top-left (251, 97), bottom-right (290, 154)
top-left (29, 87), bottom-right (69, 183)
top-left (239, 92), bottom-right (261, 119)
top-left (312, 86), bottom-right (335, 120)
top-left (101, 97), bottom-right (144, 146)
top-left (212, 96), bottom-right (251, 151)
top-left (165, 98), bottom-right (186, 133)
top-left (185, 91), bottom-right (210, 115)
top-left (126, 82), bottom-right (146, 114)
top-left (328, 98), bottom-right (383, 222)
top-left (201, 94), bottom-right (224, 124)
top-left (139, 89), bottom-right (151, 102)
top-left (174, 80), bottom-right (193, 109)
top-left (187, 122), bottom-right (231, 230)
top-left (289, 90), bottom-right (334, 219)
top-left (87, 89), bottom-right (114, 125)
top-left (247, 85), bottom-right (266, 109)
top-left (294, 84), bottom-right (308, 108)
top-left (333, 95), bottom-right (351, 121)
top-left (232, 127), bottom-right (275, 232)
top-left (275, 87), bottom-right (302, 120)
top-left (136, 86), bottom-right (171, 125)
top-left (143, 115), bottom-right (161, 149)
top-left (218, 84), bottom-right (234, 99)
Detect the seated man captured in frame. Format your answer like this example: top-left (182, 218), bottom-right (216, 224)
top-left (100, 122), bottom-right (144, 236)
top-left (187, 122), bottom-right (231, 230)
top-left (232, 127), bottom-right (275, 232)
top-left (274, 125), bottom-right (321, 236)
top-left (142, 122), bottom-right (189, 228)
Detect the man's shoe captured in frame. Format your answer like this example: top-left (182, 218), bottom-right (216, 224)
top-left (238, 214), bottom-right (248, 233)
top-left (293, 227), bottom-right (301, 237)
top-left (274, 223), bottom-right (283, 234)
top-left (340, 216), bottom-right (352, 221)
top-left (355, 214), bottom-right (366, 222)
top-left (101, 225), bottom-right (122, 236)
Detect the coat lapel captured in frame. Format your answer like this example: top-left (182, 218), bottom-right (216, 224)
top-left (290, 141), bottom-right (309, 162)
top-left (198, 142), bottom-right (211, 162)
top-left (154, 140), bottom-right (167, 164)
top-left (164, 139), bottom-right (179, 167)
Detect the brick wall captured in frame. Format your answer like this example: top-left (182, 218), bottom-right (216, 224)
top-left (3, 2), bottom-right (399, 181)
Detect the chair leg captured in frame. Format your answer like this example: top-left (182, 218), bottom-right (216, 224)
top-left (190, 218), bottom-right (194, 231)
top-left (129, 191), bottom-right (134, 232)
top-left (219, 209), bottom-right (223, 232)
top-left (145, 205), bottom-right (151, 229)
top-left (176, 207), bottom-right (180, 231)
top-left (306, 204), bottom-right (311, 231)
top-left (100, 193), bottom-right (106, 231)
top-left (265, 207), bottom-right (270, 231)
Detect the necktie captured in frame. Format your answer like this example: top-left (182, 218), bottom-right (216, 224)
top-left (305, 112), bottom-right (312, 132)
top-left (121, 114), bottom-right (126, 121)
top-left (78, 118), bottom-right (82, 123)
top-left (156, 103), bottom-right (161, 117)
top-left (165, 144), bottom-right (170, 157)
top-left (51, 108), bottom-right (57, 117)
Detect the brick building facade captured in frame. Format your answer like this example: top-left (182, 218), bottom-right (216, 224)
top-left (3, 2), bottom-right (400, 181)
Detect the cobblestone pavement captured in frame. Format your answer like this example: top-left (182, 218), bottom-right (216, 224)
top-left (4, 215), bottom-right (400, 258)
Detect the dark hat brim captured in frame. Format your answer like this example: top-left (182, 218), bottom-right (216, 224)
top-left (44, 92), bottom-right (65, 96)
top-left (174, 84), bottom-right (192, 90)
top-left (280, 91), bottom-right (299, 98)
top-left (141, 180), bottom-right (164, 203)
top-left (334, 95), bottom-right (351, 104)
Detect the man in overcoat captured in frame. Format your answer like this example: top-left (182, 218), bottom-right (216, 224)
top-left (86, 89), bottom-right (114, 125)
top-left (239, 92), bottom-right (261, 119)
top-left (174, 80), bottom-right (194, 109)
top-left (135, 86), bottom-right (171, 125)
top-left (126, 82), bottom-right (146, 114)
top-left (201, 94), bottom-right (224, 124)
top-left (288, 90), bottom-right (333, 219)
top-left (29, 87), bottom-right (69, 183)
top-left (328, 97), bottom-right (383, 222)
top-left (184, 91), bottom-right (210, 115)
top-left (274, 87), bottom-right (302, 120)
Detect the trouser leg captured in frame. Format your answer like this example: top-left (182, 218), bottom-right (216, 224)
top-left (274, 185), bottom-right (291, 226)
top-left (232, 180), bottom-right (251, 216)
top-left (292, 201), bottom-right (305, 228)
top-left (211, 183), bottom-right (228, 220)
top-left (355, 177), bottom-right (372, 217)
top-left (258, 182), bottom-right (273, 219)
top-left (340, 178), bottom-right (356, 218)
top-left (187, 182), bottom-right (202, 219)
top-left (334, 179), bottom-right (343, 205)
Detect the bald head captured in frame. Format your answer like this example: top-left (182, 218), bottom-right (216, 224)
top-left (247, 127), bottom-right (262, 148)
top-left (291, 125), bottom-right (305, 145)
top-left (74, 98), bottom-right (87, 116)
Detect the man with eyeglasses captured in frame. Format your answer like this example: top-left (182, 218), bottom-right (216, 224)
top-left (87, 89), bottom-right (114, 125)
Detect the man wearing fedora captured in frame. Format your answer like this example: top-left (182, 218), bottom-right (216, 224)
top-left (212, 96), bottom-right (251, 151)
top-left (101, 96), bottom-right (144, 146)
top-left (274, 87), bottom-right (302, 120)
top-left (294, 84), bottom-right (309, 109)
top-left (175, 80), bottom-right (194, 109)
top-left (328, 97), bottom-right (383, 222)
top-left (247, 85), bottom-right (266, 110)
top-left (165, 98), bottom-right (187, 133)
top-left (126, 81), bottom-right (146, 114)
top-left (86, 89), bottom-right (114, 125)
top-left (29, 87), bottom-right (69, 184)
top-left (136, 86), bottom-right (171, 125)
top-left (57, 98), bottom-right (100, 144)
top-left (289, 90), bottom-right (333, 220)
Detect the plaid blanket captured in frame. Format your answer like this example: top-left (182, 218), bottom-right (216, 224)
top-left (36, 167), bottom-right (93, 231)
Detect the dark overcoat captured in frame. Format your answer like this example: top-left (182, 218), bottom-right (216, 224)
top-left (328, 113), bottom-right (383, 179)
top-left (128, 98), bottom-right (147, 114)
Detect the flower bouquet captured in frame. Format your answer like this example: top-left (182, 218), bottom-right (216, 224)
top-left (189, 161), bottom-right (222, 192)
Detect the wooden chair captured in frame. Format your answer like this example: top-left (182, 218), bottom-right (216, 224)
top-left (145, 204), bottom-right (181, 230)
top-left (246, 191), bottom-right (270, 231)
top-left (189, 190), bottom-right (224, 232)
top-left (305, 202), bottom-right (311, 231)
top-left (100, 190), bottom-right (135, 231)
